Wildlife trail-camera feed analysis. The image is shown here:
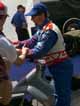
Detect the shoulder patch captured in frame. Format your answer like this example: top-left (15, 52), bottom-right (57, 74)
top-left (43, 22), bottom-right (53, 31)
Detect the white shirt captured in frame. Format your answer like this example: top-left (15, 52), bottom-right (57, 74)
top-left (0, 34), bottom-right (17, 63)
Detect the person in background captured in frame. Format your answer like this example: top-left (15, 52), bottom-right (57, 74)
top-left (0, 1), bottom-right (17, 106)
top-left (16, 2), bottom-right (73, 106)
top-left (11, 5), bottom-right (29, 41)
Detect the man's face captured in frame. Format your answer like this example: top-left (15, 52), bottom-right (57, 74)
top-left (18, 7), bottom-right (25, 13)
top-left (0, 15), bottom-right (7, 31)
top-left (31, 13), bottom-right (45, 25)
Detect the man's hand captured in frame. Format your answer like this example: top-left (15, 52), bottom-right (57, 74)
top-left (21, 46), bottom-right (29, 56)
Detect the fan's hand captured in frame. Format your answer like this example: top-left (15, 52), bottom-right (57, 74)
top-left (15, 56), bottom-right (24, 66)
top-left (15, 47), bottom-right (29, 66)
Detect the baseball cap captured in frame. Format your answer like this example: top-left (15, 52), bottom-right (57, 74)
top-left (0, 1), bottom-right (8, 16)
top-left (25, 2), bottom-right (48, 16)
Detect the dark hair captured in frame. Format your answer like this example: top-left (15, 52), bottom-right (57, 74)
top-left (17, 5), bottom-right (25, 10)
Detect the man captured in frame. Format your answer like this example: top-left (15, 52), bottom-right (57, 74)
top-left (16, 2), bottom-right (73, 106)
top-left (0, 2), bottom-right (17, 106)
top-left (11, 5), bottom-right (29, 41)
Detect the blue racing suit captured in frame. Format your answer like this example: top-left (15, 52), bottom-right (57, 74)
top-left (20, 18), bottom-right (73, 106)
